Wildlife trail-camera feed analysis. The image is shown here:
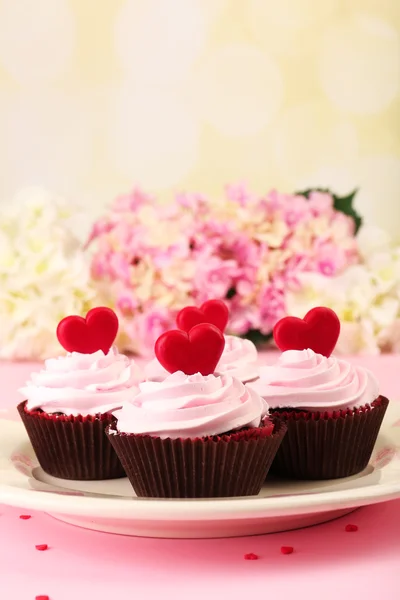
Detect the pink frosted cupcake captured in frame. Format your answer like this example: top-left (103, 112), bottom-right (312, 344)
top-left (248, 307), bottom-right (389, 480)
top-left (145, 334), bottom-right (259, 383)
top-left (145, 299), bottom-right (259, 383)
top-left (18, 307), bottom-right (140, 480)
top-left (107, 323), bottom-right (286, 498)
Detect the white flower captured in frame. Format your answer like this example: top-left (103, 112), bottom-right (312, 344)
top-left (336, 320), bottom-right (380, 356)
top-left (357, 225), bottom-right (392, 261)
top-left (369, 297), bottom-right (399, 329)
top-left (378, 319), bottom-right (400, 353)
top-left (367, 251), bottom-right (400, 295)
top-left (286, 272), bottom-right (347, 317)
top-left (0, 188), bottom-right (95, 360)
top-left (333, 265), bottom-right (377, 317)
top-left (287, 231), bottom-right (400, 355)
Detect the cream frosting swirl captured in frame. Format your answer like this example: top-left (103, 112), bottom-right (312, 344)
top-left (247, 348), bottom-right (379, 411)
top-left (113, 371), bottom-right (267, 439)
top-left (144, 334), bottom-right (259, 383)
top-left (20, 347), bottom-right (140, 416)
top-left (143, 358), bottom-right (169, 382)
top-left (216, 335), bottom-right (259, 382)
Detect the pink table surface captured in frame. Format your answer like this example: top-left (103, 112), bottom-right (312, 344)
top-left (1, 354), bottom-right (400, 600)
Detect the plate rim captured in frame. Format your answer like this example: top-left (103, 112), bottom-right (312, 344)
top-left (1, 413), bottom-right (400, 521)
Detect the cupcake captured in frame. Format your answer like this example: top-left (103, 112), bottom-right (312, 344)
top-left (145, 299), bottom-right (259, 383)
top-left (107, 322), bottom-right (286, 498)
top-left (145, 334), bottom-right (258, 383)
top-left (248, 306), bottom-right (389, 480)
top-left (18, 307), bottom-right (140, 480)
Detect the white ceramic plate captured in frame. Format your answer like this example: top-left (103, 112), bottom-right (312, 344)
top-left (1, 404), bottom-right (400, 538)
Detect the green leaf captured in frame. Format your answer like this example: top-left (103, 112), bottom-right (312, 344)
top-left (296, 187), bottom-right (330, 197)
top-left (295, 187), bottom-right (362, 234)
top-left (226, 287), bottom-right (237, 300)
top-left (332, 189), bottom-right (362, 234)
top-left (241, 329), bottom-right (273, 347)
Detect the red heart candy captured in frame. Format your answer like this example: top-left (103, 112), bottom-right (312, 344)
top-left (176, 299), bottom-right (229, 333)
top-left (273, 306), bottom-right (340, 358)
top-left (155, 323), bottom-right (225, 376)
top-left (56, 307), bottom-right (119, 355)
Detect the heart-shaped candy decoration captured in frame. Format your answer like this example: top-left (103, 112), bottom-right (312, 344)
top-left (155, 323), bottom-right (225, 376)
top-left (176, 299), bottom-right (229, 333)
top-left (273, 306), bottom-right (340, 358)
top-left (57, 307), bottom-right (119, 355)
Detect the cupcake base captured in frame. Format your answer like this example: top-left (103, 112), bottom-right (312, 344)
top-left (18, 401), bottom-right (126, 480)
top-left (269, 396), bottom-right (389, 480)
top-left (106, 420), bottom-right (287, 498)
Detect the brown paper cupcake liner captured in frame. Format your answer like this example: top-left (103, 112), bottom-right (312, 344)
top-left (17, 401), bottom-right (126, 480)
top-left (269, 396), bottom-right (389, 480)
top-left (106, 420), bottom-right (287, 498)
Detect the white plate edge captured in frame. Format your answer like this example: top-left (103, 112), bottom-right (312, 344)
top-left (1, 410), bottom-right (400, 521)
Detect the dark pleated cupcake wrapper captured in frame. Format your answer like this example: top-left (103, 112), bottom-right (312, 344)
top-left (269, 396), bottom-right (389, 480)
top-left (106, 420), bottom-right (287, 498)
top-left (17, 401), bottom-right (126, 480)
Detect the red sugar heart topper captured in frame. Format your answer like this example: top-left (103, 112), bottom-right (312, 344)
top-left (57, 307), bottom-right (119, 355)
top-left (273, 306), bottom-right (340, 358)
top-left (155, 323), bottom-right (225, 376)
top-left (176, 299), bottom-right (229, 333)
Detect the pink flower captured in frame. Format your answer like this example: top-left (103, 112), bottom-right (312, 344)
top-left (194, 255), bottom-right (238, 303)
top-left (187, 219), bottom-right (235, 258)
top-left (152, 239), bottom-right (192, 269)
top-left (230, 233), bottom-right (262, 264)
top-left (116, 294), bottom-right (136, 316)
top-left (258, 284), bottom-right (286, 334)
top-left (91, 253), bottom-right (110, 278)
top-left (176, 192), bottom-right (209, 216)
top-left (85, 218), bottom-right (115, 248)
top-left (315, 243), bottom-right (348, 275)
top-left (136, 307), bottom-right (176, 356)
top-left (281, 195), bottom-right (312, 227)
top-left (109, 253), bottom-right (131, 282)
top-left (225, 183), bottom-right (252, 206)
top-left (264, 189), bottom-right (284, 212)
top-left (318, 259), bottom-right (336, 276)
top-left (228, 300), bottom-right (260, 334)
top-left (87, 184), bottom-right (359, 355)
top-left (307, 191), bottom-right (334, 216)
top-left (333, 210), bottom-right (356, 236)
top-left (113, 188), bottom-right (152, 212)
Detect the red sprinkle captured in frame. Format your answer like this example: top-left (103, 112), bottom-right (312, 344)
top-left (35, 544), bottom-right (48, 551)
top-left (244, 553), bottom-right (259, 560)
top-left (35, 596), bottom-right (49, 600)
top-left (345, 524), bottom-right (358, 532)
top-left (281, 546), bottom-right (294, 555)
top-left (19, 514), bottom-right (32, 520)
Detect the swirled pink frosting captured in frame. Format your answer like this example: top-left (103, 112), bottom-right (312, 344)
top-left (113, 371), bottom-right (267, 439)
top-left (143, 358), bottom-right (169, 382)
top-left (247, 349), bottom-right (379, 411)
top-left (144, 334), bottom-right (259, 383)
top-left (216, 335), bottom-right (259, 382)
top-left (19, 347), bottom-right (140, 416)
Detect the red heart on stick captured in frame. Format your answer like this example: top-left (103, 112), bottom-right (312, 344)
top-left (57, 307), bottom-right (119, 355)
top-left (176, 299), bottom-right (229, 333)
top-left (273, 306), bottom-right (340, 358)
top-left (155, 323), bottom-right (225, 376)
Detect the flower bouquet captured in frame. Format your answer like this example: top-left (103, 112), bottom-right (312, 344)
top-left (0, 188), bottom-right (95, 359)
top-left (86, 185), bottom-right (362, 356)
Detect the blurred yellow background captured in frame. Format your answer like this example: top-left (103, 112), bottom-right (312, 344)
top-left (0, 1), bottom-right (399, 233)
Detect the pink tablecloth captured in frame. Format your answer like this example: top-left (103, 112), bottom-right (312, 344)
top-left (1, 356), bottom-right (400, 600)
